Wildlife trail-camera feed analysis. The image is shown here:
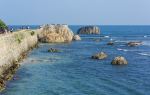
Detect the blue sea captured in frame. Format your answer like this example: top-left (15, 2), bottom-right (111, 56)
top-left (1, 25), bottom-right (150, 95)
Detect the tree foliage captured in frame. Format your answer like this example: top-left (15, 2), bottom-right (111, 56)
top-left (0, 19), bottom-right (8, 32)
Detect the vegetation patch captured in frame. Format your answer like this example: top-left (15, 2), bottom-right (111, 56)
top-left (0, 19), bottom-right (8, 33)
top-left (30, 31), bottom-right (35, 36)
top-left (14, 33), bottom-right (24, 44)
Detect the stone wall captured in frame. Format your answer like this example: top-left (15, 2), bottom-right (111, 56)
top-left (0, 30), bottom-right (38, 75)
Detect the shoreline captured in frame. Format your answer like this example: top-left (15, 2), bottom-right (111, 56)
top-left (0, 30), bottom-right (38, 91)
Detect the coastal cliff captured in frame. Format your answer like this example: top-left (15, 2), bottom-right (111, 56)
top-left (0, 30), bottom-right (38, 91)
top-left (38, 24), bottom-right (74, 43)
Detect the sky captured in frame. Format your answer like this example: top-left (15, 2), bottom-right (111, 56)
top-left (0, 0), bottom-right (150, 25)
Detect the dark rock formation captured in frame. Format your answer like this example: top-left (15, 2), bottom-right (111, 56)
top-left (77, 26), bottom-right (100, 34)
top-left (48, 48), bottom-right (61, 53)
top-left (107, 41), bottom-right (114, 45)
top-left (111, 56), bottom-right (128, 65)
top-left (92, 52), bottom-right (107, 60)
top-left (127, 41), bottom-right (142, 47)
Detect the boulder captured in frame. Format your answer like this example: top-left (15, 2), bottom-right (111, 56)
top-left (48, 48), bottom-right (61, 53)
top-left (38, 24), bottom-right (74, 43)
top-left (77, 26), bottom-right (100, 34)
top-left (73, 35), bottom-right (81, 41)
top-left (92, 52), bottom-right (107, 60)
top-left (107, 41), bottom-right (114, 45)
top-left (127, 41), bottom-right (142, 47)
top-left (111, 56), bottom-right (128, 65)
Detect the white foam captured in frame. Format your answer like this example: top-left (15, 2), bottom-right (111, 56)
top-left (104, 36), bottom-right (110, 38)
top-left (138, 53), bottom-right (150, 56)
top-left (110, 38), bottom-right (113, 41)
top-left (117, 48), bottom-right (128, 52)
top-left (115, 40), bottom-right (129, 43)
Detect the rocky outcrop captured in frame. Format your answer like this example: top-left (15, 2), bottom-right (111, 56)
top-left (73, 35), bottom-right (81, 41)
top-left (38, 24), bottom-right (74, 43)
top-left (92, 52), bottom-right (107, 60)
top-left (127, 41), bottom-right (142, 47)
top-left (77, 26), bottom-right (100, 34)
top-left (111, 56), bottom-right (128, 65)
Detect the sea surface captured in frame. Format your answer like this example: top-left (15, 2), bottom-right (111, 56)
top-left (1, 25), bottom-right (150, 95)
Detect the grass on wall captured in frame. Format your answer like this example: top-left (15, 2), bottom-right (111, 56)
top-left (14, 33), bottom-right (24, 44)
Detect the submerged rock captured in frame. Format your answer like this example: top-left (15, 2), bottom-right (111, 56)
top-left (77, 26), bottom-right (100, 34)
top-left (93, 38), bottom-right (102, 42)
top-left (92, 52), bottom-right (107, 60)
top-left (48, 48), bottom-right (61, 53)
top-left (127, 41), bottom-right (142, 47)
top-left (111, 56), bottom-right (128, 65)
top-left (38, 24), bottom-right (74, 43)
top-left (107, 41), bottom-right (114, 45)
top-left (73, 35), bottom-right (81, 41)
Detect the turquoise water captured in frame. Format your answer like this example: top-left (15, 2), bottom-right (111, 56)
top-left (1, 26), bottom-right (150, 95)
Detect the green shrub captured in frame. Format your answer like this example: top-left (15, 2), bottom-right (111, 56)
top-left (0, 19), bottom-right (8, 32)
top-left (30, 31), bottom-right (35, 36)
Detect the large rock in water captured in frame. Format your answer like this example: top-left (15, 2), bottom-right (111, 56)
top-left (38, 24), bottom-right (74, 43)
top-left (77, 26), bottom-right (100, 34)
top-left (111, 56), bottom-right (128, 65)
top-left (92, 52), bottom-right (107, 60)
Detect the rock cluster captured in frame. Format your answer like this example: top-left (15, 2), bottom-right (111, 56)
top-left (48, 48), bottom-right (61, 53)
top-left (73, 35), bottom-right (81, 41)
top-left (127, 41), bottom-right (142, 47)
top-left (111, 56), bottom-right (128, 65)
top-left (38, 24), bottom-right (74, 43)
top-left (77, 26), bottom-right (100, 34)
top-left (92, 52), bottom-right (107, 60)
